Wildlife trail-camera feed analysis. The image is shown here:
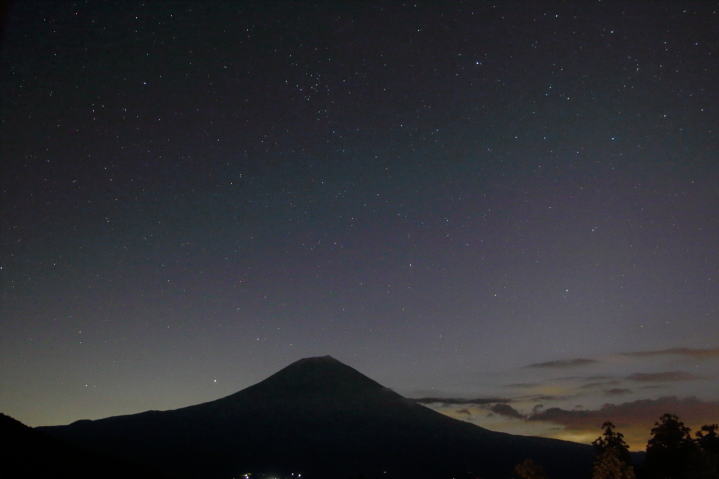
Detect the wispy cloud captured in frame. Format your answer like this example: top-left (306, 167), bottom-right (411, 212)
top-left (504, 382), bottom-right (541, 389)
top-left (490, 403), bottom-right (525, 419)
top-left (557, 375), bottom-right (612, 382)
top-left (525, 358), bottom-right (599, 369)
top-left (524, 394), bottom-right (579, 402)
top-left (604, 388), bottom-right (632, 396)
top-left (625, 371), bottom-right (703, 382)
top-left (622, 347), bottom-right (719, 360)
top-left (413, 397), bottom-right (511, 405)
top-left (527, 396), bottom-right (719, 449)
top-left (580, 380), bottom-right (620, 390)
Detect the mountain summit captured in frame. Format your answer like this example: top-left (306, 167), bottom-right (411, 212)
top-left (39, 356), bottom-right (594, 479)
top-left (224, 355), bottom-right (389, 397)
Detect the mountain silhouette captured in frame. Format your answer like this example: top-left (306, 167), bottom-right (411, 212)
top-left (0, 412), bottom-right (165, 478)
top-left (38, 356), bottom-right (594, 478)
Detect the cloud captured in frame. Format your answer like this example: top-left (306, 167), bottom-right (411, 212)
top-left (490, 403), bottom-right (525, 419)
top-left (604, 388), bottom-right (632, 396)
top-left (528, 396), bottom-right (719, 449)
top-left (622, 347), bottom-right (719, 360)
top-left (504, 382), bottom-right (542, 389)
top-left (557, 375), bottom-right (612, 382)
top-left (413, 397), bottom-right (511, 405)
top-left (526, 358), bottom-right (599, 369)
top-left (625, 371), bottom-right (703, 382)
top-left (524, 394), bottom-right (578, 402)
top-left (580, 380), bottom-right (620, 389)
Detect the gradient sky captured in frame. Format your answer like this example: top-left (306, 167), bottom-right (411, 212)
top-left (1, 1), bottom-right (718, 450)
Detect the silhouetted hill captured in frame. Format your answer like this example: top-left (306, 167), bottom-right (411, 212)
top-left (0, 412), bottom-right (164, 478)
top-left (39, 356), bottom-right (595, 478)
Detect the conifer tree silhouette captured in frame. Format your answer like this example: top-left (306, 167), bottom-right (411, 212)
top-left (591, 422), bottom-right (635, 479)
top-left (643, 413), bottom-right (695, 479)
top-left (692, 424), bottom-right (719, 479)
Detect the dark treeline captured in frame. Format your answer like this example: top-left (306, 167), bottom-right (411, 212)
top-left (512, 414), bottom-right (719, 479)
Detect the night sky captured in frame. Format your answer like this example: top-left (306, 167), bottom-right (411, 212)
top-left (1, 1), bottom-right (718, 450)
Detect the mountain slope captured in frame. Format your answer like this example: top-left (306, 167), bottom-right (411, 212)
top-left (0, 412), bottom-right (166, 478)
top-left (39, 356), bottom-right (595, 478)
